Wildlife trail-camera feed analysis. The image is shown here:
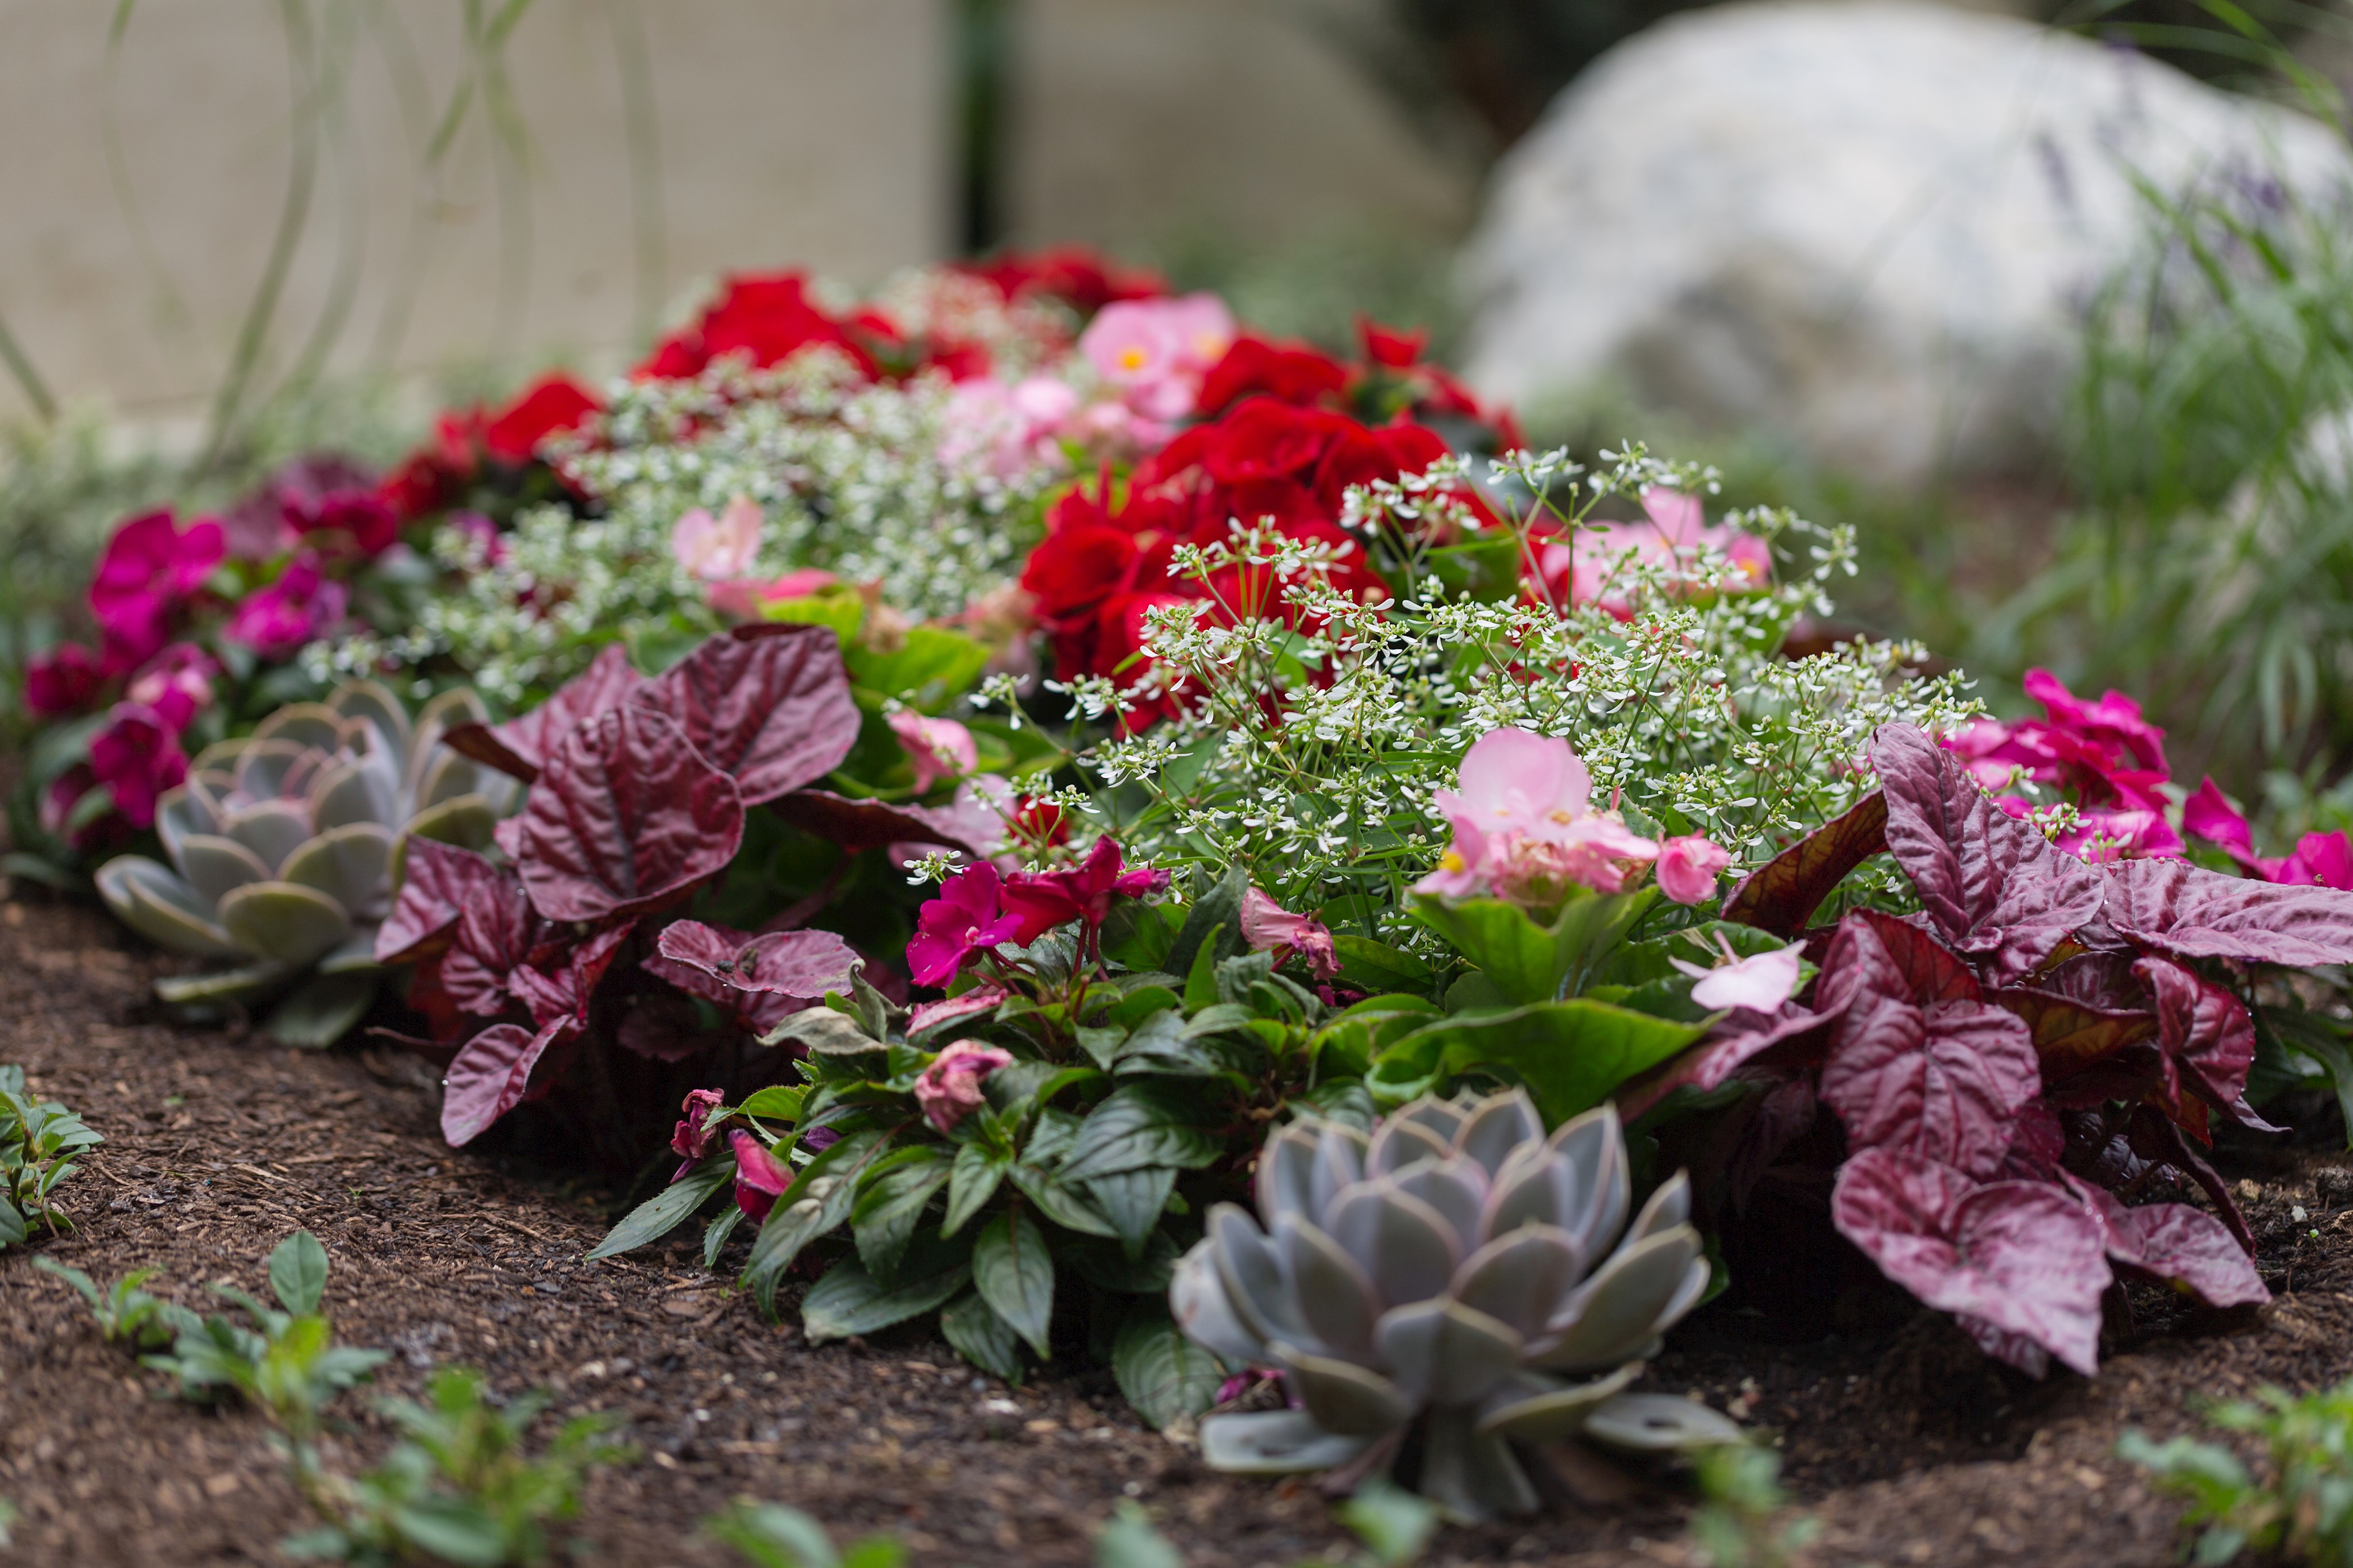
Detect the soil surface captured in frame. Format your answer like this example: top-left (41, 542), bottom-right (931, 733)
top-left (5, 890), bottom-right (2350, 1568)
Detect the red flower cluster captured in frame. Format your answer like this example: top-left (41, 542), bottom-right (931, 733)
top-left (380, 373), bottom-right (603, 522)
top-left (634, 271), bottom-right (900, 382)
top-left (956, 245), bottom-right (1167, 318)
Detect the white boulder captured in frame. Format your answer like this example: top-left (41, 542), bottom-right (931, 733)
top-left (1459, 1), bottom-right (2353, 484)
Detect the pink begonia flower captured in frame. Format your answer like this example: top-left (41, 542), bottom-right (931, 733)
top-left (730, 1129), bottom-right (794, 1221)
top-left (1081, 294), bottom-right (1235, 421)
top-left (87, 701), bottom-right (188, 829)
top-left (126, 643), bottom-right (217, 733)
top-left (90, 510), bottom-right (226, 669)
top-left (1416, 813), bottom-right (1489, 899)
top-left (24, 643), bottom-right (106, 717)
top-left (1239, 887), bottom-right (1340, 980)
top-left (1414, 728), bottom-right (1658, 905)
top-left (222, 552), bottom-right (349, 657)
top-left (939, 374), bottom-right (1082, 481)
top-left (670, 1087), bottom-right (727, 1165)
top-left (1000, 835), bottom-right (1170, 947)
top-left (907, 861), bottom-right (1025, 987)
top-left (888, 709), bottom-right (978, 793)
top-left (1654, 834), bottom-right (1734, 905)
top-left (915, 1038), bottom-right (1015, 1136)
top-left (1671, 940), bottom-right (1806, 1013)
top-left (672, 495), bottom-right (765, 582)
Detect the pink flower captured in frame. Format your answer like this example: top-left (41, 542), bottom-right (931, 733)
top-left (223, 552), bottom-right (348, 657)
top-left (1654, 834), bottom-right (1733, 905)
top-left (915, 1038), bottom-right (1015, 1136)
top-left (1239, 888), bottom-right (1340, 979)
top-left (2022, 667), bottom-right (2167, 777)
top-left (709, 567), bottom-right (839, 621)
top-left (888, 709), bottom-right (978, 793)
top-left (730, 1129), bottom-right (793, 1221)
top-left (2053, 807), bottom-right (2183, 864)
top-left (1414, 728), bottom-right (1658, 906)
top-left (672, 496), bottom-right (765, 582)
top-left (2182, 777), bottom-right (2255, 856)
top-left (89, 510), bottom-right (225, 668)
top-left (1081, 295), bottom-right (1235, 420)
top-left (1536, 488), bottom-right (1772, 616)
top-left (2182, 777), bottom-right (2353, 887)
top-left (287, 486), bottom-right (399, 558)
top-left (24, 643), bottom-right (106, 717)
top-left (1432, 727), bottom-right (1595, 842)
top-left (87, 701), bottom-right (187, 829)
top-left (1671, 940), bottom-right (1806, 1012)
top-left (1000, 835), bottom-right (1170, 947)
top-left (126, 643), bottom-right (217, 732)
top-left (1415, 813), bottom-right (1488, 899)
top-left (907, 861), bottom-right (1024, 987)
top-left (670, 1087), bottom-right (727, 1164)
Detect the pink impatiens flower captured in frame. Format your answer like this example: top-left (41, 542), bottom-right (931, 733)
top-left (915, 1038), bottom-right (1015, 1135)
top-left (1413, 728), bottom-right (1658, 907)
top-left (672, 496), bottom-right (765, 582)
top-left (906, 861), bottom-right (1024, 987)
top-left (888, 709), bottom-right (978, 793)
top-left (89, 509), bottom-right (226, 667)
top-left (87, 701), bottom-right (188, 829)
top-left (125, 643), bottom-right (217, 732)
top-left (2182, 777), bottom-right (2353, 888)
top-left (223, 552), bottom-right (349, 656)
top-left (1654, 833), bottom-right (1734, 905)
top-left (1239, 887), bottom-right (1340, 980)
top-left (1529, 488), bottom-right (1771, 616)
top-left (731, 1130), bottom-right (794, 1221)
top-left (1000, 835), bottom-right (1169, 947)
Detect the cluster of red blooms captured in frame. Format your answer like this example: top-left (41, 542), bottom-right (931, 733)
top-left (1017, 320), bottom-right (1518, 720)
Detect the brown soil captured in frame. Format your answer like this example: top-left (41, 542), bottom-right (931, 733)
top-left (3, 889), bottom-right (2349, 1568)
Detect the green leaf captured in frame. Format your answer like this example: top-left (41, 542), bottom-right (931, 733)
top-left (800, 1257), bottom-right (970, 1342)
top-left (742, 1129), bottom-right (893, 1312)
top-left (1094, 1504), bottom-right (1187, 1568)
top-left (588, 1154), bottom-right (736, 1261)
top-left (939, 1288), bottom-right (1028, 1382)
top-left (703, 1206), bottom-right (745, 1271)
top-left (1410, 888), bottom-right (1655, 1006)
top-left (1165, 864), bottom-right (1247, 983)
top-left (1082, 1167), bottom-right (1177, 1260)
top-left (262, 971), bottom-right (378, 1049)
top-left (851, 1148), bottom-right (952, 1280)
top-left (1181, 928), bottom-right (1224, 1013)
top-left (1100, 900), bottom-right (1181, 974)
top-left (739, 1085), bottom-right (807, 1123)
top-left (846, 625), bottom-right (991, 711)
top-left (1391, 999), bottom-right (1709, 1126)
top-left (1060, 1084), bottom-right (1225, 1181)
top-left (1331, 934), bottom-right (1435, 997)
top-left (943, 1142), bottom-right (1012, 1237)
top-left (1111, 1301), bottom-right (1225, 1430)
top-left (974, 1209), bottom-right (1056, 1358)
top-left (1062, 1233), bottom-right (1181, 1295)
top-left (1007, 1164), bottom-right (1120, 1238)
top-left (1422, 530), bottom-right (1523, 603)
top-left (268, 1231), bottom-right (329, 1316)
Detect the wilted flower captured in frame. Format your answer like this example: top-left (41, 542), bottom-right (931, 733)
top-left (907, 861), bottom-right (1024, 987)
top-left (888, 709), bottom-right (978, 793)
top-left (672, 495), bottom-right (766, 582)
top-left (915, 1038), bottom-right (1013, 1135)
top-left (87, 701), bottom-right (188, 829)
top-left (671, 1087), bottom-right (727, 1165)
top-left (90, 509), bottom-right (226, 667)
top-left (223, 553), bottom-right (348, 657)
top-left (1653, 834), bottom-right (1733, 905)
top-left (731, 1130), bottom-right (793, 1220)
top-left (1239, 887), bottom-right (1339, 980)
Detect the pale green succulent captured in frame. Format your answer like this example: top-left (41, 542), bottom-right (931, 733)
top-left (1170, 1089), bottom-right (1737, 1523)
top-left (95, 679), bottom-right (515, 1045)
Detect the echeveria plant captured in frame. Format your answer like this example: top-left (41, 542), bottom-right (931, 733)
top-left (1170, 1089), bottom-right (1735, 1521)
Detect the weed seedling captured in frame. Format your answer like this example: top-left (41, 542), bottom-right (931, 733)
top-left (31, 1258), bottom-right (191, 1350)
top-left (2121, 1377), bottom-right (2353, 1566)
top-left (0, 1064), bottom-right (98, 1248)
top-left (1688, 1442), bottom-right (1818, 1568)
top-left (707, 1500), bottom-right (907, 1568)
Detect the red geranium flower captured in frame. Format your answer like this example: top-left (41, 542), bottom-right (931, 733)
top-left (482, 374), bottom-right (601, 465)
top-left (1194, 336), bottom-right (1351, 415)
top-left (958, 245), bottom-right (1167, 316)
top-left (636, 272), bottom-right (884, 381)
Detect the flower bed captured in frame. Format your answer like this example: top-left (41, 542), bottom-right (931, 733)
top-left (16, 245), bottom-right (2353, 1534)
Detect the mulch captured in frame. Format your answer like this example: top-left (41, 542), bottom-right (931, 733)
top-left (4, 888), bottom-right (2350, 1567)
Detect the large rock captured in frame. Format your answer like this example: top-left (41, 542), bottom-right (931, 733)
top-left (1460, 1), bottom-right (2353, 484)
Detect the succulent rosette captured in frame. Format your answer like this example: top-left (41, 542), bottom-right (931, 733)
top-left (1170, 1088), bottom-right (1736, 1521)
top-left (93, 678), bottom-right (517, 1044)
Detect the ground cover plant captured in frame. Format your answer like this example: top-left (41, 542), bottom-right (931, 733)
top-left (2121, 1376), bottom-right (2353, 1566)
top-left (0, 1062), bottom-right (97, 1250)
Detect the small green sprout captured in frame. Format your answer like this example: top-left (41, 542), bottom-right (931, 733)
top-left (708, 1500), bottom-right (908, 1568)
top-left (1688, 1441), bottom-right (1819, 1568)
top-left (2121, 1376), bottom-right (2353, 1567)
top-left (30, 1257), bottom-right (191, 1350)
top-left (0, 1064), bottom-right (100, 1248)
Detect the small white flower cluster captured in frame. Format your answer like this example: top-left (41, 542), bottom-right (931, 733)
top-left (1074, 445), bottom-right (1979, 936)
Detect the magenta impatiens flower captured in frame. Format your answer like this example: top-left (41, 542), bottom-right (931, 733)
top-left (907, 861), bottom-right (1024, 987)
top-left (915, 1038), bottom-right (1015, 1135)
top-left (1654, 833), bottom-right (1734, 905)
top-left (1000, 834), bottom-right (1170, 946)
top-left (87, 701), bottom-right (188, 829)
top-left (1413, 728), bottom-right (1658, 906)
top-left (125, 643), bottom-right (217, 732)
top-left (2182, 777), bottom-right (2353, 888)
top-left (731, 1129), bottom-right (793, 1220)
top-left (888, 709), bottom-right (978, 793)
top-left (223, 551), bottom-right (349, 656)
top-left (23, 643), bottom-right (106, 717)
top-left (1239, 887), bottom-right (1339, 979)
top-left (89, 509), bottom-right (226, 668)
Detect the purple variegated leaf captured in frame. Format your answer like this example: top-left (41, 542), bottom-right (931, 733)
top-left (2105, 857), bottom-right (2353, 969)
top-left (1612, 1005), bottom-right (1833, 1121)
top-left (770, 789), bottom-right (987, 856)
top-left (441, 1016), bottom-right (579, 1145)
top-left (2130, 956), bottom-right (2277, 1132)
top-left (443, 644), bottom-right (646, 783)
top-left (1830, 1148), bottom-right (2108, 1376)
top-left (2070, 1178), bottom-right (2267, 1307)
top-left (1956, 1315), bottom-right (2051, 1378)
top-left (651, 919), bottom-right (858, 998)
top-left (376, 839), bottom-right (501, 964)
top-left (1870, 725), bottom-right (2105, 982)
top-left (515, 707), bottom-right (745, 923)
top-left (1720, 790), bottom-right (1888, 936)
top-left (440, 866), bottom-right (538, 1017)
top-left (1992, 987), bottom-right (2158, 1077)
top-left (1819, 994), bottom-right (2041, 1178)
top-left (1815, 910), bottom-right (1979, 1018)
top-left (632, 625), bottom-right (861, 805)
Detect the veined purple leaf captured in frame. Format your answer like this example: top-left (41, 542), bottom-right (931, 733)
top-left (633, 625), bottom-right (861, 805)
top-left (1830, 1148), bottom-right (2107, 1376)
top-left (770, 789), bottom-right (988, 856)
top-left (515, 707), bottom-right (745, 923)
top-left (2131, 956), bottom-right (2275, 1131)
top-left (1992, 987), bottom-right (2158, 1077)
top-left (651, 920), bottom-right (859, 998)
top-left (441, 1015), bottom-right (579, 1146)
top-left (441, 865), bottom-right (538, 1018)
top-left (376, 839), bottom-right (501, 964)
top-left (1870, 725), bottom-right (2104, 983)
top-left (2069, 1178), bottom-right (2266, 1307)
top-left (1815, 910), bottom-right (1979, 1018)
top-left (1720, 790), bottom-right (1888, 936)
top-left (1956, 1315), bottom-right (2053, 1379)
top-left (444, 644), bottom-right (646, 783)
top-left (2105, 857), bottom-right (2353, 969)
top-left (2039, 949), bottom-right (2144, 1010)
top-left (1819, 994), bottom-right (2040, 1179)
top-left (1613, 1005), bottom-right (1834, 1121)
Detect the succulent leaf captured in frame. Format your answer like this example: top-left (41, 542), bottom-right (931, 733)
top-left (1197, 1410), bottom-right (1377, 1476)
top-left (1578, 1392), bottom-right (1745, 1451)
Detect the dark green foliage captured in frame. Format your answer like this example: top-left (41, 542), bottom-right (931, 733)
top-left (0, 1064), bottom-right (100, 1249)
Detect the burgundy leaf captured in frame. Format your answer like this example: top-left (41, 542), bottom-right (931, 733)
top-left (1721, 790), bottom-right (1888, 936)
top-left (440, 1016), bottom-right (578, 1146)
top-left (2131, 956), bottom-right (2270, 1129)
top-left (1613, 1005), bottom-right (1834, 1121)
top-left (2105, 856), bottom-right (2353, 968)
top-left (1815, 910), bottom-right (1979, 1018)
top-left (441, 867), bottom-right (538, 1017)
top-left (616, 993), bottom-right (735, 1061)
top-left (515, 706), bottom-right (745, 923)
top-left (1724, 1074), bottom-right (1817, 1210)
top-left (1870, 724), bottom-right (2105, 982)
top-left (2001, 1100), bottom-right (2066, 1179)
top-left (376, 839), bottom-right (502, 964)
top-left (1820, 994), bottom-right (2042, 1178)
top-left (2072, 1180), bottom-right (2267, 1307)
top-left (1956, 1315), bottom-right (2054, 1378)
top-left (1830, 1148), bottom-right (2108, 1376)
top-left (909, 982), bottom-right (1012, 1040)
top-left (1992, 987), bottom-right (2158, 1077)
top-left (2040, 949), bottom-right (2144, 1009)
top-left (770, 789), bottom-right (988, 856)
top-left (444, 644), bottom-right (647, 783)
top-left (2129, 1106), bottom-right (2255, 1250)
top-left (651, 920), bottom-right (859, 997)
top-left (633, 625), bottom-right (861, 805)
